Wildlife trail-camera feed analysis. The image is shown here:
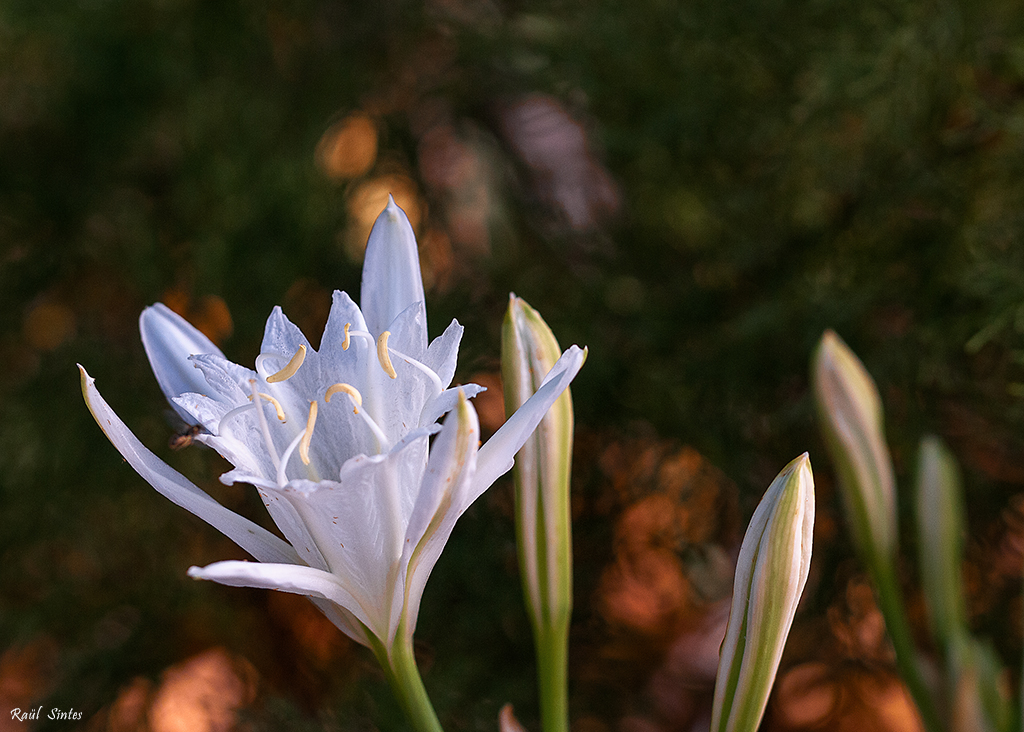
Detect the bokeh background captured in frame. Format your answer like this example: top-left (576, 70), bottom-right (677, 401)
top-left (3, 0), bottom-right (1024, 730)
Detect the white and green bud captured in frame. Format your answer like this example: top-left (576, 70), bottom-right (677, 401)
top-left (812, 330), bottom-right (898, 562)
top-left (915, 435), bottom-right (967, 652)
top-left (711, 454), bottom-right (815, 732)
top-left (502, 294), bottom-right (582, 732)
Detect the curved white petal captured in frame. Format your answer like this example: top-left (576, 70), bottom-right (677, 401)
top-left (309, 597), bottom-right (370, 646)
top-left (470, 345), bottom-right (586, 506)
top-left (394, 392), bottom-right (479, 644)
top-left (79, 366), bottom-right (299, 566)
top-left (187, 560), bottom-right (375, 639)
top-left (419, 383), bottom-right (487, 427)
top-left (140, 303), bottom-right (224, 422)
top-left (361, 196), bottom-right (427, 352)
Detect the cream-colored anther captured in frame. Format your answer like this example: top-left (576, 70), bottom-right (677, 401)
top-left (299, 400), bottom-right (318, 466)
top-left (376, 331), bottom-right (397, 379)
top-left (325, 382), bottom-right (362, 414)
top-left (248, 392), bottom-right (287, 422)
top-left (266, 344), bottom-right (306, 383)
top-left (342, 323), bottom-right (351, 351)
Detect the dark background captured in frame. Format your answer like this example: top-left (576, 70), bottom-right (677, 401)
top-left (3, 0), bottom-right (1024, 729)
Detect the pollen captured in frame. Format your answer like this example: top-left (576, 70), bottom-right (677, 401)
top-left (248, 392), bottom-right (287, 422)
top-left (342, 323), bottom-right (351, 351)
top-left (266, 344), bottom-right (306, 383)
top-left (299, 400), bottom-right (318, 465)
top-left (376, 331), bottom-right (397, 379)
top-left (326, 382), bottom-right (362, 413)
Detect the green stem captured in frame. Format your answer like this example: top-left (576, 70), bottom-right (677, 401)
top-left (1019, 570), bottom-right (1024, 732)
top-left (535, 621), bottom-right (570, 732)
top-left (370, 633), bottom-right (445, 732)
top-left (871, 554), bottom-right (944, 732)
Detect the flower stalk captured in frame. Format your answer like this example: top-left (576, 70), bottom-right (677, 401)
top-left (368, 627), bottom-right (445, 732)
top-left (812, 330), bottom-right (942, 732)
top-left (915, 435), bottom-right (967, 657)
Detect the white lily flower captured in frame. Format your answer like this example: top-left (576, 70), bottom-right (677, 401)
top-left (80, 197), bottom-right (586, 662)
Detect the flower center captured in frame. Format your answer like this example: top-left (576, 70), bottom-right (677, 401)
top-left (221, 325), bottom-right (447, 486)
top-left (325, 382), bottom-right (390, 450)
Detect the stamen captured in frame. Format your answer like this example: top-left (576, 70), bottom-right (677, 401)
top-left (266, 344), bottom-right (307, 383)
top-left (324, 381), bottom-right (390, 450)
top-left (345, 326), bottom-right (443, 393)
top-left (359, 408), bottom-right (391, 453)
top-left (248, 380), bottom-right (281, 469)
top-left (376, 331), bottom-right (397, 378)
top-left (277, 430), bottom-right (305, 486)
top-left (299, 400), bottom-right (317, 465)
top-left (326, 382), bottom-right (362, 413)
top-left (217, 402), bottom-right (256, 433)
top-left (248, 392), bottom-right (287, 421)
top-left (342, 323), bottom-right (351, 351)
top-left (386, 346), bottom-right (444, 394)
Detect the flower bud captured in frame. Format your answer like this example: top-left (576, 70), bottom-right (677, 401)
top-left (914, 435), bottom-right (967, 651)
top-left (811, 330), bottom-right (897, 561)
top-left (711, 454), bottom-right (815, 732)
top-left (502, 295), bottom-right (581, 732)
top-left (502, 294), bottom-right (576, 630)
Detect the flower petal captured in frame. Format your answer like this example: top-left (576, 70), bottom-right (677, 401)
top-left (470, 345), bottom-right (586, 506)
top-left (419, 383), bottom-right (486, 428)
top-left (319, 290), bottom-right (369, 368)
top-left (360, 196), bottom-right (427, 352)
top-left (187, 560), bottom-right (374, 641)
top-left (273, 430), bottom-right (435, 639)
top-left (423, 318), bottom-right (464, 389)
top-left (140, 303), bottom-right (224, 422)
top-left (79, 365), bottom-right (299, 566)
top-left (395, 391), bottom-right (479, 644)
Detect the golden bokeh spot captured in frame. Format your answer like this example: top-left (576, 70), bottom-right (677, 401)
top-left (147, 648), bottom-right (257, 732)
top-left (316, 113), bottom-right (378, 180)
top-left (419, 226), bottom-right (454, 294)
top-left (23, 300), bottom-right (76, 351)
top-left (774, 662), bottom-right (838, 727)
top-left (161, 290), bottom-right (233, 346)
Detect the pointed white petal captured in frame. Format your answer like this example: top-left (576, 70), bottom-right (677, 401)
top-left (395, 392), bottom-right (479, 643)
top-left (187, 560), bottom-right (375, 638)
top-left (423, 319), bottom-right (464, 389)
top-left (79, 366), bottom-right (299, 565)
top-left (140, 303), bottom-right (224, 422)
top-left (471, 345), bottom-right (586, 505)
top-left (319, 290), bottom-right (369, 368)
top-left (360, 197), bottom-right (427, 351)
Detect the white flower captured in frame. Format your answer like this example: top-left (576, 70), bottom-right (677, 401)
top-left (80, 197), bottom-right (586, 655)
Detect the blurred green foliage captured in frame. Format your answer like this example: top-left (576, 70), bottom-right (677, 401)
top-left (4, 0), bottom-right (1024, 728)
